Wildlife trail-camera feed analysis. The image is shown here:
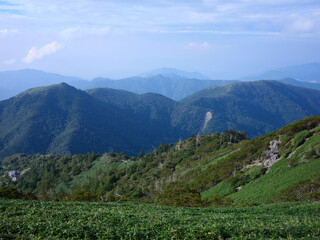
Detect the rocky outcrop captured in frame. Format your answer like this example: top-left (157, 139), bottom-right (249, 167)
top-left (263, 140), bottom-right (281, 171)
top-left (8, 170), bottom-right (19, 181)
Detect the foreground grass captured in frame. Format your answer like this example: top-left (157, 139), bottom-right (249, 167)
top-left (1, 199), bottom-right (320, 239)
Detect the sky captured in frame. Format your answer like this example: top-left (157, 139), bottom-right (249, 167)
top-left (0, 0), bottom-right (320, 79)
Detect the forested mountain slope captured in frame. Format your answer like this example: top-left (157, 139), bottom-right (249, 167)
top-left (86, 88), bottom-right (207, 134)
top-left (1, 81), bottom-right (320, 158)
top-left (181, 80), bottom-right (320, 137)
top-left (0, 84), bottom-right (207, 158)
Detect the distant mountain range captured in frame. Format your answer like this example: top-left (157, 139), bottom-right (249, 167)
top-left (72, 75), bottom-right (236, 101)
top-left (1, 63), bottom-right (320, 101)
top-left (138, 67), bottom-right (209, 79)
top-left (0, 69), bottom-right (84, 100)
top-left (243, 63), bottom-right (320, 82)
top-left (1, 80), bottom-right (320, 158)
top-left (0, 68), bottom-right (235, 101)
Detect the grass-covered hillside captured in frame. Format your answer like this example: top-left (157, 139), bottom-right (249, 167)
top-left (1, 116), bottom-right (320, 206)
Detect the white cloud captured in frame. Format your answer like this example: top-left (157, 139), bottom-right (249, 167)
top-left (290, 19), bottom-right (316, 32)
top-left (22, 41), bottom-right (63, 64)
top-left (186, 42), bottom-right (212, 50)
top-left (283, 13), bottom-right (320, 35)
top-left (60, 26), bottom-right (111, 39)
top-left (0, 28), bottom-right (18, 38)
top-left (3, 58), bottom-right (16, 65)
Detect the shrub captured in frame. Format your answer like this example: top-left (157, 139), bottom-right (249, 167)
top-left (293, 130), bottom-right (311, 149)
top-left (68, 190), bottom-right (98, 202)
top-left (203, 194), bottom-right (234, 207)
top-left (0, 187), bottom-right (22, 199)
top-left (157, 182), bottom-right (203, 207)
top-left (276, 174), bottom-right (320, 202)
top-left (0, 187), bottom-right (36, 200)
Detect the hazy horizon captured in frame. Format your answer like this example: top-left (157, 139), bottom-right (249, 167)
top-left (1, 0), bottom-right (320, 79)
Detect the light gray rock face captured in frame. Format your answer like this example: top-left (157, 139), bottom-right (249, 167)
top-left (263, 140), bottom-right (282, 171)
top-left (200, 111), bottom-right (212, 133)
top-left (8, 170), bottom-right (19, 181)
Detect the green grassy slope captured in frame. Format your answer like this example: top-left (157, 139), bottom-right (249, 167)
top-left (229, 158), bottom-right (320, 204)
top-left (229, 129), bottom-right (320, 203)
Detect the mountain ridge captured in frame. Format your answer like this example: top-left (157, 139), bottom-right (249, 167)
top-left (137, 67), bottom-right (209, 79)
top-left (0, 68), bottom-right (237, 101)
top-left (1, 80), bottom-right (320, 158)
top-left (2, 65), bottom-right (320, 101)
top-left (182, 80), bottom-right (320, 137)
top-left (73, 74), bottom-right (237, 100)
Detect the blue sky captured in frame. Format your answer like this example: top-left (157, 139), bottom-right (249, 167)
top-left (0, 0), bottom-right (320, 79)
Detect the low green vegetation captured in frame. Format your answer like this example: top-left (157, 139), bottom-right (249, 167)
top-left (1, 199), bottom-right (319, 239)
